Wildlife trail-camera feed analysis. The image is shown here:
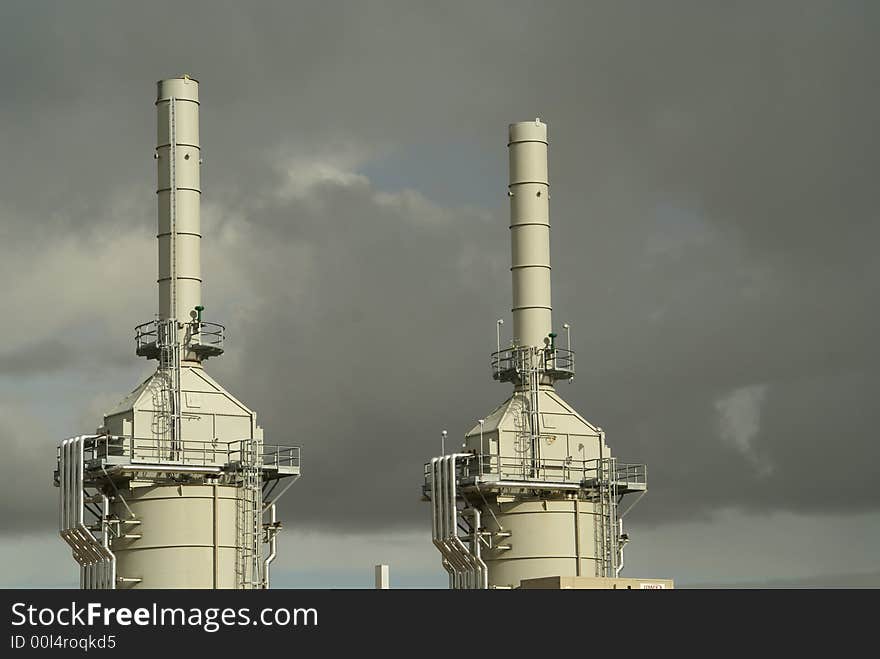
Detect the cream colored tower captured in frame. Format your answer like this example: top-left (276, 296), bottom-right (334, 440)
top-left (424, 120), bottom-right (657, 589)
top-left (55, 76), bottom-right (300, 589)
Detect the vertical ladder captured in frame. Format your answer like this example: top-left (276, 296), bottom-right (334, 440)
top-left (512, 348), bottom-right (542, 480)
top-left (156, 319), bottom-right (181, 461)
top-left (157, 96), bottom-right (182, 462)
top-left (526, 349), bottom-right (541, 478)
top-left (235, 438), bottom-right (264, 589)
top-left (593, 457), bottom-right (619, 577)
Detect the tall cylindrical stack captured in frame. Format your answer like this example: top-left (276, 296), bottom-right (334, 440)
top-left (55, 76), bottom-right (301, 591)
top-left (156, 77), bottom-right (202, 326)
top-left (508, 120), bottom-right (552, 349)
top-left (423, 118), bottom-right (654, 589)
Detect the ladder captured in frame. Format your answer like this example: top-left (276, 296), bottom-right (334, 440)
top-left (593, 457), bottom-right (619, 577)
top-left (511, 347), bottom-right (541, 479)
top-left (526, 349), bottom-right (541, 478)
top-left (235, 438), bottom-right (264, 589)
top-left (512, 395), bottom-right (530, 479)
top-left (156, 318), bottom-right (181, 461)
top-left (156, 96), bottom-right (182, 463)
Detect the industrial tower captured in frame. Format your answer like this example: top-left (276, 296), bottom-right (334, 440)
top-left (424, 120), bottom-right (670, 589)
top-left (54, 77), bottom-right (300, 589)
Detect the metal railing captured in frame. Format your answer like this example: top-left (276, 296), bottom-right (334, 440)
top-left (135, 319), bottom-right (225, 357)
top-left (611, 462), bottom-right (648, 488)
top-left (260, 445), bottom-right (301, 471)
top-left (423, 454), bottom-right (646, 490)
top-left (59, 435), bottom-right (300, 472)
top-left (491, 345), bottom-right (575, 382)
top-left (227, 443), bottom-right (301, 472)
top-left (188, 321), bottom-right (225, 351)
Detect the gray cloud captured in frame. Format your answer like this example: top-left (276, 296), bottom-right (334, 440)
top-left (0, 1), bottom-right (877, 585)
top-left (0, 339), bottom-right (74, 376)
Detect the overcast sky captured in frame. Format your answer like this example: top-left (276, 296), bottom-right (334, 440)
top-left (1, 1), bottom-right (878, 588)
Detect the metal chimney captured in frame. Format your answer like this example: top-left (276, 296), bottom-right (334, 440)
top-left (156, 76), bottom-right (202, 329)
top-left (509, 119), bottom-right (552, 349)
top-left (53, 76), bottom-right (301, 590)
top-left (421, 120), bottom-right (666, 590)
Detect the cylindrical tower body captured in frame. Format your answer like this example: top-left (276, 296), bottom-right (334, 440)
top-left (482, 499), bottom-right (600, 588)
top-left (156, 77), bottom-right (201, 326)
top-left (508, 120), bottom-right (551, 349)
top-left (111, 484), bottom-right (239, 589)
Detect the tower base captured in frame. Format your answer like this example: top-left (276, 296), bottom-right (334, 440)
top-left (519, 575), bottom-right (674, 589)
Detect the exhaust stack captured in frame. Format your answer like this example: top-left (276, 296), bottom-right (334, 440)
top-left (421, 119), bottom-right (667, 590)
top-left (53, 76), bottom-right (301, 590)
top-left (509, 119), bottom-right (552, 349)
top-left (156, 77), bottom-right (202, 326)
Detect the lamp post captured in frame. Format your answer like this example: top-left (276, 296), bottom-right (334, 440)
top-left (478, 419), bottom-right (485, 475)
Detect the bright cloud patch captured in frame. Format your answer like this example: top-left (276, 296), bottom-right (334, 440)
top-left (714, 384), bottom-right (771, 475)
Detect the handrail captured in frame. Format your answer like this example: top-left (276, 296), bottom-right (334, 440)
top-left (134, 319), bottom-right (226, 355)
top-left (423, 453), bottom-right (646, 488)
top-left (62, 435), bottom-right (300, 472)
top-left (491, 345), bottom-right (575, 381)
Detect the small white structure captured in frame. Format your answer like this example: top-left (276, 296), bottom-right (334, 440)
top-left (55, 76), bottom-right (300, 589)
top-left (375, 564), bottom-right (390, 589)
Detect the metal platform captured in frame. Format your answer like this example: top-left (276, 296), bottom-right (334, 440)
top-left (491, 345), bottom-right (575, 383)
top-left (135, 319), bottom-right (225, 360)
top-left (53, 435), bottom-right (301, 487)
top-left (421, 454), bottom-right (647, 500)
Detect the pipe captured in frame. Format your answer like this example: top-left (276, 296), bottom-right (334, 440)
top-left (438, 456), bottom-right (467, 587)
top-left (438, 456), bottom-right (462, 587)
top-left (437, 458), bottom-right (460, 587)
top-left (69, 438), bottom-right (97, 587)
top-left (213, 482), bottom-right (220, 589)
top-left (430, 454), bottom-right (488, 589)
top-left (478, 419), bottom-right (485, 476)
top-left (430, 458), bottom-right (454, 586)
top-left (469, 507), bottom-right (488, 589)
top-left (59, 438), bottom-right (68, 562)
top-left (574, 496), bottom-right (581, 577)
top-left (58, 436), bottom-right (116, 590)
top-left (508, 119), bottom-right (551, 349)
top-left (102, 494), bottom-right (116, 590)
top-left (445, 455), bottom-right (483, 589)
top-left (445, 456), bottom-right (469, 588)
top-left (263, 503), bottom-right (277, 589)
top-left (156, 76), bottom-right (202, 346)
top-left (74, 438), bottom-right (104, 588)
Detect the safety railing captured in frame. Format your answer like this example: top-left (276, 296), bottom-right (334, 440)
top-left (134, 320), bottom-right (161, 355)
top-left (134, 319), bottom-right (225, 358)
top-left (228, 443), bottom-right (301, 471)
top-left (612, 462), bottom-right (647, 488)
top-left (423, 454), bottom-right (646, 490)
top-left (491, 345), bottom-right (575, 382)
top-left (62, 435), bottom-right (300, 472)
top-left (261, 445), bottom-right (301, 471)
top-left (188, 321), bottom-right (225, 352)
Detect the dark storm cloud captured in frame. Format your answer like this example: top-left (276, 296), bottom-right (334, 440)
top-left (0, 415), bottom-right (57, 530)
top-left (0, 339), bottom-right (74, 375)
top-left (0, 1), bottom-right (877, 536)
